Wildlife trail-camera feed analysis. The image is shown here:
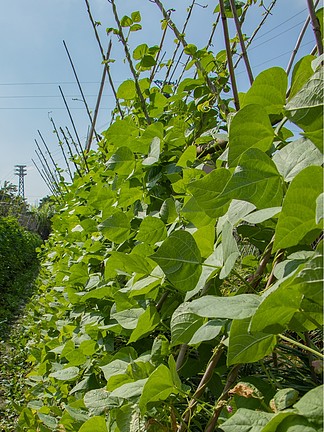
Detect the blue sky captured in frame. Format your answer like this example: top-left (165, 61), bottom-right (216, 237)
top-left (0, 0), bottom-right (315, 204)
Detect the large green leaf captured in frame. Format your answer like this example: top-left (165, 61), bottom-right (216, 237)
top-left (217, 149), bottom-right (283, 210)
top-left (103, 118), bottom-right (139, 150)
top-left (294, 385), bottom-right (323, 428)
top-left (78, 416), bottom-right (108, 432)
top-left (142, 136), bottom-right (161, 166)
top-left (220, 408), bottom-right (273, 432)
top-left (273, 137), bottom-right (323, 182)
top-left (170, 302), bottom-right (204, 346)
top-left (49, 366), bottom-right (79, 381)
top-left (273, 166), bottom-right (323, 251)
top-left (136, 216), bottom-right (167, 244)
top-left (220, 221), bottom-right (240, 279)
top-left (289, 55), bottom-right (316, 99)
top-left (188, 294), bottom-right (260, 319)
top-left (250, 253), bottom-right (323, 334)
top-left (150, 230), bottom-right (202, 292)
top-left (285, 68), bottom-right (324, 151)
top-left (83, 388), bottom-right (111, 416)
top-left (227, 318), bottom-right (277, 366)
top-left (99, 211), bottom-right (131, 244)
top-left (249, 280), bottom-right (303, 335)
top-left (138, 365), bottom-right (177, 414)
top-left (105, 252), bottom-right (154, 279)
top-left (181, 195), bottom-right (217, 227)
top-left (128, 305), bottom-right (160, 343)
top-left (189, 319), bottom-right (223, 345)
top-left (186, 168), bottom-right (231, 218)
top-left (241, 67), bottom-right (287, 115)
top-left (109, 378), bottom-right (147, 400)
top-left (117, 80), bottom-right (136, 100)
top-left (228, 104), bottom-right (274, 167)
top-left (106, 147), bottom-right (135, 175)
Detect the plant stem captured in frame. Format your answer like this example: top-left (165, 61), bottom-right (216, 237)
top-left (219, 0), bottom-right (240, 111)
top-left (152, 0), bottom-right (216, 95)
top-left (228, 0), bottom-right (254, 84)
top-left (178, 339), bottom-right (225, 431)
top-left (84, 0), bottom-right (124, 119)
top-left (306, 0), bottom-right (323, 55)
top-left (204, 364), bottom-right (241, 431)
top-left (110, 0), bottom-right (151, 124)
top-left (279, 334), bottom-right (324, 359)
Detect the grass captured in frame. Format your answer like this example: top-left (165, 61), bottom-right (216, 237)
top-left (0, 263), bottom-right (39, 432)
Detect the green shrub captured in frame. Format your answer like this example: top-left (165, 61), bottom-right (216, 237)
top-left (0, 217), bottom-right (42, 289)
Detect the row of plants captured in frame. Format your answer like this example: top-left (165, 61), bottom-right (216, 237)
top-left (0, 217), bottom-right (42, 291)
top-left (0, 217), bottom-right (42, 430)
top-left (0, 264), bottom-right (40, 432)
top-left (17, 2), bottom-right (323, 431)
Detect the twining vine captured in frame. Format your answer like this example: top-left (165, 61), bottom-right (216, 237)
top-left (16, 1), bottom-right (323, 431)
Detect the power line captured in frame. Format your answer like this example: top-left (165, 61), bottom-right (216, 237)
top-left (251, 7), bottom-right (308, 41)
top-left (0, 94), bottom-right (112, 99)
top-left (0, 107), bottom-right (115, 110)
top-left (248, 20), bottom-right (306, 51)
top-left (0, 80), bottom-right (124, 86)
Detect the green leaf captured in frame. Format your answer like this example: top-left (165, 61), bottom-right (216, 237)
top-left (150, 230), bottom-right (202, 292)
top-left (249, 280), bottom-right (303, 335)
top-left (37, 413), bottom-right (58, 429)
top-left (188, 294), bottom-right (260, 319)
top-left (139, 364), bottom-right (177, 414)
top-left (272, 388), bottom-right (299, 411)
top-left (187, 168), bottom-right (231, 218)
top-left (177, 146), bottom-right (196, 167)
top-left (220, 408), bottom-right (273, 431)
top-left (241, 67), bottom-right (287, 116)
top-left (111, 308), bottom-right (145, 330)
top-left (273, 166), bottom-right (323, 251)
top-left (133, 43), bottom-right (148, 60)
top-left (117, 80), bottom-right (136, 100)
top-left (130, 24), bottom-right (142, 32)
top-left (316, 193), bottom-right (324, 224)
top-left (100, 359), bottom-right (128, 382)
top-left (220, 221), bottom-right (240, 279)
top-left (228, 104), bottom-right (274, 167)
top-left (193, 224), bottom-right (215, 258)
top-left (250, 253), bottom-right (323, 334)
top-left (128, 305), bottom-right (160, 343)
top-left (131, 11), bottom-right (141, 23)
top-left (136, 216), bottom-right (167, 244)
top-left (228, 318), bottom-right (277, 366)
top-left (121, 15), bottom-right (133, 27)
top-left (99, 211), bottom-right (131, 244)
top-left (189, 319), bottom-right (223, 345)
top-left (142, 137), bottom-right (160, 165)
top-left (103, 118), bottom-right (139, 150)
top-left (273, 137), bottom-right (322, 182)
top-left (78, 416), bottom-right (108, 432)
top-left (110, 378), bottom-right (147, 400)
top-left (106, 146), bottom-right (135, 175)
top-left (170, 302), bottom-right (204, 346)
top-left (84, 388), bottom-right (111, 416)
top-left (285, 68), bottom-right (324, 151)
top-left (289, 55), bottom-right (316, 99)
top-left (294, 385), bottom-right (323, 428)
top-left (105, 252), bottom-right (153, 278)
top-left (49, 366), bottom-right (79, 381)
top-left (217, 149), bottom-right (283, 210)
top-left (242, 207), bottom-right (281, 224)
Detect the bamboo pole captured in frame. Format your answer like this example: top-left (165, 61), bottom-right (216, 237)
top-left (219, 0), bottom-right (240, 111)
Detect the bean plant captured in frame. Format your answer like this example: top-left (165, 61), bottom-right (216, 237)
top-left (17, 2), bottom-right (323, 431)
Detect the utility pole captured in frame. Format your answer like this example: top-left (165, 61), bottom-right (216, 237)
top-left (15, 165), bottom-right (27, 198)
